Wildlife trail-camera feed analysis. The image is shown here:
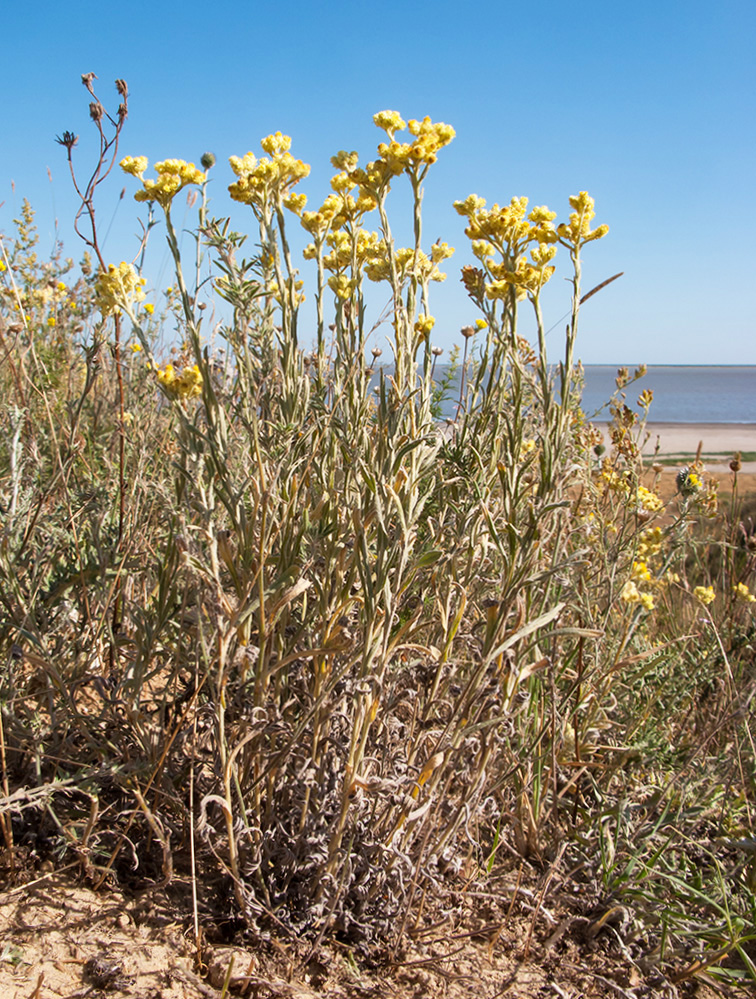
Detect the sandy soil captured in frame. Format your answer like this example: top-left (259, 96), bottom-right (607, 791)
top-left (0, 871), bottom-right (653, 999)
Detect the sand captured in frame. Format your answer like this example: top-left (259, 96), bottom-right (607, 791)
top-left (599, 422), bottom-right (756, 470)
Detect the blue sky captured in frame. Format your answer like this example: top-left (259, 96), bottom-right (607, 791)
top-left (2, 0), bottom-right (754, 364)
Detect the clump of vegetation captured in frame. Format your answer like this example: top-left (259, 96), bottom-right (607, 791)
top-left (0, 75), bottom-right (753, 991)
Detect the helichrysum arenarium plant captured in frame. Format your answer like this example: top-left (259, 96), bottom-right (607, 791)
top-left (0, 83), bottom-right (753, 987)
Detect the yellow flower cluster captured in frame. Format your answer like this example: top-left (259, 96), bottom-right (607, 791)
top-left (694, 585), bottom-right (716, 605)
top-left (120, 155), bottom-right (148, 177)
top-left (455, 195), bottom-right (547, 246)
top-left (291, 114), bottom-right (454, 310)
top-left (632, 561), bottom-right (652, 583)
top-left (637, 526), bottom-right (663, 559)
top-left (155, 362), bottom-right (203, 400)
top-left (4, 279), bottom-right (72, 316)
top-left (268, 277), bottom-right (306, 307)
top-left (319, 228), bottom-right (379, 273)
top-left (308, 224), bottom-right (452, 301)
top-left (485, 252), bottom-right (557, 299)
top-left (598, 460), bottom-right (631, 495)
top-left (94, 261), bottom-right (146, 317)
top-left (121, 157), bottom-right (206, 209)
top-left (372, 110), bottom-right (406, 136)
top-left (228, 134), bottom-right (310, 210)
top-left (372, 112), bottom-right (455, 173)
top-left (619, 523), bottom-right (678, 612)
top-left (733, 582), bottom-right (756, 604)
top-left (557, 192), bottom-right (609, 247)
top-left (636, 485), bottom-right (664, 515)
top-left (282, 192), bottom-right (307, 215)
top-left (299, 172), bottom-right (376, 241)
top-left (364, 244), bottom-right (450, 285)
top-left (455, 191), bottom-right (607, 303)
top-left (413, 313), bottom-right (435, 337)
top-left (637, 388), bottom-right (654, 410)
top-left (454, 195), bottom-right (562, 301)
top-left (621, 580), bottom-right (655, 611)
top-left (327, 274), bottom-right (356, 301)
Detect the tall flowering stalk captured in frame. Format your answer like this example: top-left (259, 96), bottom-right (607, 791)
top-left (227, 133), bottom-right (310, 422)
top-left (356, 112), bottom-right (455, 429)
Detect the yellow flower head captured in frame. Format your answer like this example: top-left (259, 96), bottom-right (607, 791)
top-left (485, 257), bottom-right (553, 298)
top-left (156, 362), bottom-right (203, 400)
top-left (260, 131), bottom-right (292, 155)
top-left (331, 150), bottom-right (360, 172)
top-left (283, 192), bottom-right (308, 215)
top-left (122, 157), bottom-right (206, 210)
top-left (454, 194), bottom-right (487, 218)
top-left (413, 313), bottom-right (435, 337)
top-left (676, 465), bottom-right (704, 497)
top-left (330, 171), bottom-right (355, 194)
top-left (733, 582), bottom-right (756, 604)
top-left (632, 561), bottom-right (652, 582)
top-left (377, 140), bottom-right (413, 175)
top-left (229, 137), bottom-right (310, 209)
top-left (694, 586), bottom-right (716, 605)
top-left (638, 388), bottom-right (654, 410)
top-left (636, 485), bottom-right (664, 514)
top-left (94, 261), bottom-right (147, 317)
top-left (638, 526), bottom-right (664, 558)
top-left (120, 155), bottom-right (148, 178)
top-left (327, 274), bottom-right (356, 301)
top-left (405, 117), bottom-right (455, 164)
top-left (557, 191), bottom-right (609, 246)
top-left (621, 580), bottom-right (653, 610)
top-left (431, 241), bottom-right (455, 263)
top-left (372, 112), bottom-right (454, 172)
top-left (373, 110), bottom-right (407, 137)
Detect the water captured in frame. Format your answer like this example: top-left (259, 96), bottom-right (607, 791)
top-left (419, 364), bottom-right (755, 423)
top-left (579, 366), bottom-right (756, 424)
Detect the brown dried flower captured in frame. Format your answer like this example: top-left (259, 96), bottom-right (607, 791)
top-left (55, 131), bottom-right (79, 151)
top-left (81, 72), bottom-right (97, 95)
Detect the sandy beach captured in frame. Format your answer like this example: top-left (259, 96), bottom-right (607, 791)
top-left (600, 422), bottom-right (756, 469)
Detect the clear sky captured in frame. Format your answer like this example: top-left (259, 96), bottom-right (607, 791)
top-left (2, 0), bottom-right (754, 364)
